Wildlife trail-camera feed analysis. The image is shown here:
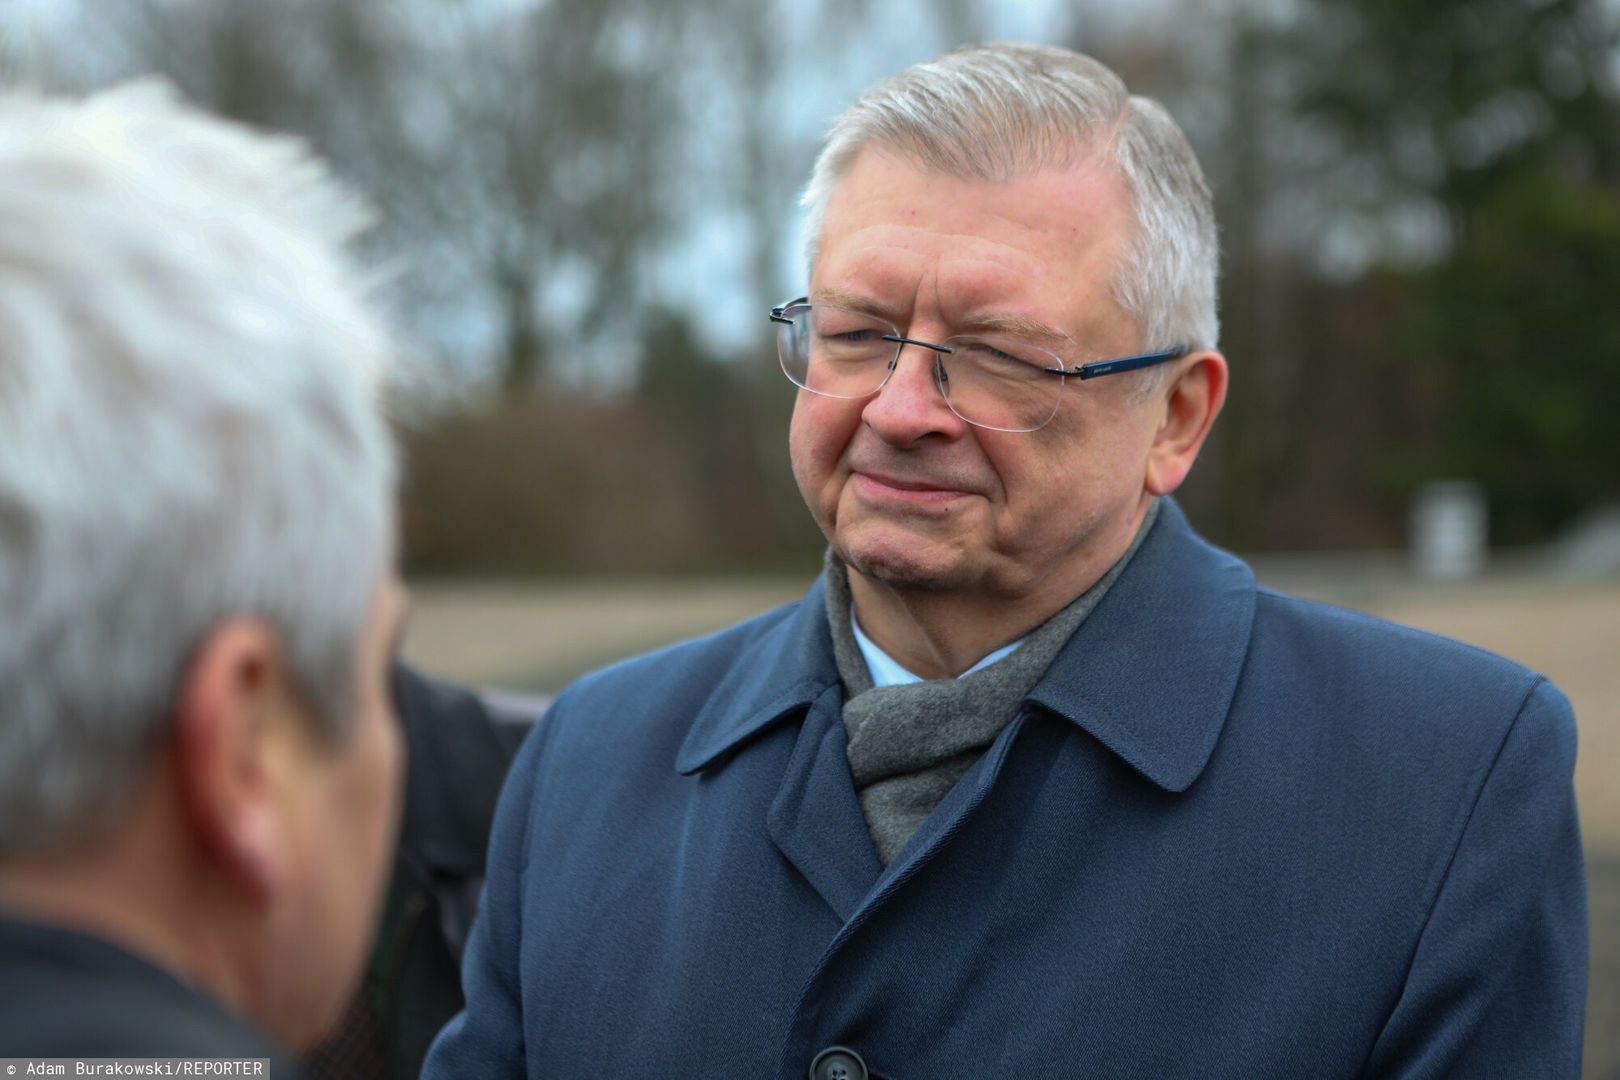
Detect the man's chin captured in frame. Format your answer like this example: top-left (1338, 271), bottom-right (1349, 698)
top-left (837, 537), bottom-right (968, 593)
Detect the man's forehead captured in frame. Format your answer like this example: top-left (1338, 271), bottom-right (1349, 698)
top-left (856, 134), bottom-right (1114, 192)
top-left (810, 150), bottom-right (1136, 346)
top-left (831, 139), bottom-right (1127, 208)
top-left (816, 146), bottom-right (1130, 263)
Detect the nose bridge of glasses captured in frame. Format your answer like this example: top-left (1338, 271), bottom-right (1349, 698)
top-left (811, 331), bottom-right (933, 428)
top-left (880, 332), bottom-right (953, 356)
top-left (876, 333), bottom-right (955, 400)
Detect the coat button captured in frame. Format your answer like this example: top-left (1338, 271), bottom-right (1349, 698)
top-left (809, 1045), bottom-right (868, 1080)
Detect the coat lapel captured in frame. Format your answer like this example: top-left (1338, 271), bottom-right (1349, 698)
top-left (766, 686), bottom-right (885, 922)
top-left (673, 576), bottom-right (840, 774)
top-left (673, 576), bottom-right (881, 919)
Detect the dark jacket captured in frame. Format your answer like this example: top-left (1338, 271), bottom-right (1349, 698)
top-left (0, 914), bottom-right (296, 1071)
top-left (424, 499), bottom-right (1587, 1079)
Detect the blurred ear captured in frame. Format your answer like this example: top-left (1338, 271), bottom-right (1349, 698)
top-left (169, 618), bottom-right (301, 907)
top-left (1144, 350), bottom-right (1228, 497)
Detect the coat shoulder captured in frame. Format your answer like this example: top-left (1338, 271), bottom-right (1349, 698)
top-left (531, 596), bottom-right (814, 758)
top-left (1246, 586), bottom-right (1572, 749)
top-left (566, 597), bottom-right (804, 703)
top-left (1254, 586), bottom-right (1536, 675)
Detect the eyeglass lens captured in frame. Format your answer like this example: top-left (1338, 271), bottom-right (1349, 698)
top-left (775, 304), bottom-right (1063, 433)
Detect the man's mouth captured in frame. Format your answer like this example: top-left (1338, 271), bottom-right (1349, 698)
top-left (852, 470), bottom-right (974, 508)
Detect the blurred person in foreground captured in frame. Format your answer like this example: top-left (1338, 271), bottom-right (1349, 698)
top-left (425, 44), bottom-right (1586, 1078)
top-left (0, 83), bottom-right (406, 1069)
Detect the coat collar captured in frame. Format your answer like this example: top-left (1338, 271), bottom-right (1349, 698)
top-left (1026, 497), bottom-right (1255, 792)
top-left (674, 576), bottom-right (841, 774)
top-left (676, 498), bottom-right (1256, 792)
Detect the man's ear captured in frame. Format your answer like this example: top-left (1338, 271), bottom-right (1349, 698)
top-left (168, 618), bottom-right (298, 907)
top-left (1144, 350), bottom-right (1228, 497)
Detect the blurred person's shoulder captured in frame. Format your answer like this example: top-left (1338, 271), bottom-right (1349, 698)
top-left (0, 914), bottom-right (295, 1068)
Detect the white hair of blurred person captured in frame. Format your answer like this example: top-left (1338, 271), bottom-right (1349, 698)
top-left (799, 42), bottom-right (1220, 360)
top-left (0, 81), bottom-right (398, 858)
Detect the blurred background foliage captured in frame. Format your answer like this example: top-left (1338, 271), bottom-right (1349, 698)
top-left (4, 0), bottom-right (1617, 572)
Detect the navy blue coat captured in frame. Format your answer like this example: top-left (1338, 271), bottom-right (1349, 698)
top-left (423, 500), bottom-right (1586, 1078)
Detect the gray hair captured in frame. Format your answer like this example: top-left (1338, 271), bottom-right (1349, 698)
top-left (800, 43), bottom-right (1220, 354)
top-left (0, 82), bottom-right (398, 856)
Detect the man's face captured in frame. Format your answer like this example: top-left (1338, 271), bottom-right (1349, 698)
top-left (266, 576), bottom-right (407, 1050)
top-left (790, 146), bottom-right (1170, 612)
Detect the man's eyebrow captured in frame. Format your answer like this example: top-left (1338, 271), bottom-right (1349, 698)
top-left (961, 312), bottom-right (1071, 341)
top-left (809, 286), bottom-right (891, 315)
top-left (809, 287), bottom-right (1071, 342)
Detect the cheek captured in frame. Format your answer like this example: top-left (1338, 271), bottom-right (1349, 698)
top-left (789, 397), bottom-right (855, 504)
top-left (326, 722), bottom-right (400, 966)
top-left (325, 711), bottom-right (402, 907)
top-left (382, 725), bottom-right (404, 839)
top-left (980, 425), bottom-right (1115, 534)
top-left (359, 714), bottom-right (404, 855)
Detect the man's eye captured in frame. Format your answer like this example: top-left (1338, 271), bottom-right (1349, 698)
top-left (959, 340), bottom-right (1045, 370)
top-left (816, 328), bottom-right (888, 350)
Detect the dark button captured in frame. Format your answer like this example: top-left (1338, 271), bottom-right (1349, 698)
top-left (810, 1045), bottom-right (868, 1080)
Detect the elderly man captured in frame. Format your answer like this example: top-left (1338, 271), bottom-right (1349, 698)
top-left (0, 84), bottom-right (405, 1068)
top-left (426, 44), bottom-right (1586, 1078)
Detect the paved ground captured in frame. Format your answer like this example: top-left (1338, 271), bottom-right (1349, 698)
top-left (404, 567), bottom-right (1619, 1076)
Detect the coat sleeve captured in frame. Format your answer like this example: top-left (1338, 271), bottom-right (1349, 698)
top-left (1362, 678), bottom-right (1588, 1078)
top-left (418, 710), bottom-right (550, 1079)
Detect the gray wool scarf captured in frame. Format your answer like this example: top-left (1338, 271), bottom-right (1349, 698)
top-left (825, 501), bottom-right (1158, 866)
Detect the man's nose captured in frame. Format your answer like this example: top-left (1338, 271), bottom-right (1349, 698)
top-left (860, 341), bottom-right (967, 444)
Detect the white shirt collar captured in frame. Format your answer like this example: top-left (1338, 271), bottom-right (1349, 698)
top-left (849, 604), bottom-right (1025, 687)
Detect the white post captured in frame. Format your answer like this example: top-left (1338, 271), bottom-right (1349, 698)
top-left (1411, 481), bottom-right (1488, 580)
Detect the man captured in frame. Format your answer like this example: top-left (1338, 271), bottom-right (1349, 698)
top-left (426, 44), bottom-right (1586, 1078)
top-left (0, 83), bottom-right (405, 1069)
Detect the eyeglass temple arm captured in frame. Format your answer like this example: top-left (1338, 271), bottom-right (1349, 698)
top-left (1063, 346), bottom-right (1190, 381)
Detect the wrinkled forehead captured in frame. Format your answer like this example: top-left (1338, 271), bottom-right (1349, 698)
top-left (811, 134), bottom-right (1135, 257)
top-left (810, 144), bottom-right (1140, 343)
